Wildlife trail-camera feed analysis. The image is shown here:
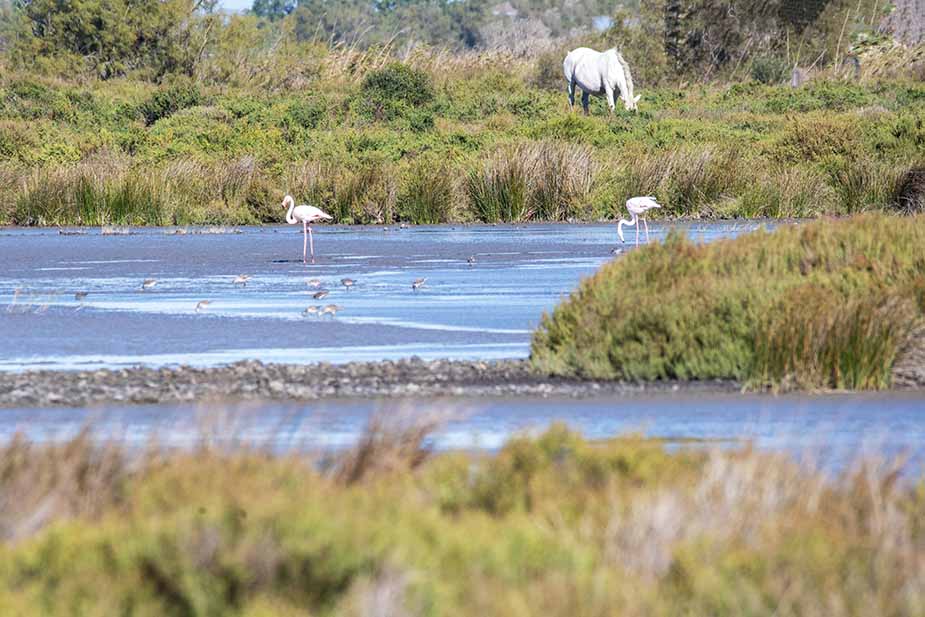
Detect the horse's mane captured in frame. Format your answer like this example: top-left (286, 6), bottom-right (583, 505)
top-left (610, 48), bottom-right (634, 94)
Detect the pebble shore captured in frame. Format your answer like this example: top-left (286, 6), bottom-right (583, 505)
top-left (0, 359), bottom-right (742, 408)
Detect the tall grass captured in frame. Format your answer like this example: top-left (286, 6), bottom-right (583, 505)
top-left (532, 214), bottom-right (925, 390)
top-left (0, 420), bottom-right (922, 615)
top-left (399, 157), bottom-right (457, 224)
top-left (465, 141), bottom-right (596, 222)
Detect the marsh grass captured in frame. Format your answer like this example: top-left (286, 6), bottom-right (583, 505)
top-left (0, 419), bottom-right (922, 616)
top-left (1, 65), bottom-right (923, 226)
top-left (466, 141), bottom-right (596, 222)
top-left (400, 157), bottom-right (457, 224)
top-left (532, 214), bottom-right (925, 390)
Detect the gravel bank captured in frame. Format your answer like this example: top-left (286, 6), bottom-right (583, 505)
top-left (0, 359), bottom-right (742, 408)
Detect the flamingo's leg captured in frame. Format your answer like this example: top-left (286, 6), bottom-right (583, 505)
top-left (635, 216), bottom-right (639, 246)
top-left (643, 217), bottom-right (650, 242)
top-left (302, 221), bottom-right (308, 264)
top-left (308, 226), bottom-right (315, 264)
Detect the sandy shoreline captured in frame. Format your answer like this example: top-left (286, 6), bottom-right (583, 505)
top-left (0, 359), bottom-right (743, 409)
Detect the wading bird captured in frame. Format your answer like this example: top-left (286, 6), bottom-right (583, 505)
top-left (467, 255), bottom-right (476, 266)
top-left (233, 274), bottom-right (251, 286)
top-left (321, 304), bottom-right (341, 318)
top-left (306, 279), bottom-right (322, 289)
top-left (74, 291), bottom-right (89, 301)
top-left (302, 306), bottom-right (320, 317)
top-left (341, 278), bottom-right (355, 291)
top-left (141, 279), bottom-right (157, 290)
top-left (618, 197), bottom-right (661, 246)
top-left (283, 194), bottom-right (332, 265)
top-left (412, 277), bottom-right (427, 291)
top-left (313, 290), bottom-right (329, 300)
top-left (195, 300), bottom-right (211, 312)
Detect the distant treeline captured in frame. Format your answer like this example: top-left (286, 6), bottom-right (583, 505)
top-left (0, 0), bottom-right (895, 85)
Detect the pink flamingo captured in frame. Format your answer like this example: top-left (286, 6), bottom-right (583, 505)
top-left (617, 196), bottom-right (661, 246)
top-left (283, 195), bottom-right (333, 264)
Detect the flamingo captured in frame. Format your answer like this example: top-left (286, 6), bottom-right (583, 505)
top-left (283, 195), bottom-right (333, 264)
top-left (618, 197), bottom-right (662, 246)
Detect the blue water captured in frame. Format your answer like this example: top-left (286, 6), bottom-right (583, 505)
top-left (1, 392), bottom-right (922, 475)
top-left (0, 222), bottom-right (768, 370)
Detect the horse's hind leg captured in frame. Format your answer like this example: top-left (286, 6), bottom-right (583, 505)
top-left (581, 91), bottom-right (590, 116)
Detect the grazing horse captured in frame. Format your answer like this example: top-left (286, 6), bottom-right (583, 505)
top-left (563, 47), bottom-right (640, 114)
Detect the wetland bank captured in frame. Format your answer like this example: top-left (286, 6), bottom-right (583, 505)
top-left (2, 0), bottom-right (925, 613)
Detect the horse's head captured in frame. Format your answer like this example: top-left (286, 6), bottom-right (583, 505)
top-left (624, 94), bottom-right (641, 112)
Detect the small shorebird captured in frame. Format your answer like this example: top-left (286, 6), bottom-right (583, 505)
top-left (233, 274), bottom-right (251, 286)
top-left (141, 279), bottom-right (157, 290)
top-left (341, 278), bottom-right (355, 291)
top-left (302, 305), bottom-right (320, 317)
top-left (313, 290), bottom-right (329, 300)
top-left (306, 278), bottom-right (322, 289)
top-left (321, 304), bottom-right (341, 317)
top-left (195, 300), bottom-right (211, 312)
top-left (74, 291), bottom-right (89, 301)
top-left (618, 196), bottom-right (662, 246)
top-left (412, 277), bottom-right (427, 291)
top-left (467, 255), bottom-right (476, 266)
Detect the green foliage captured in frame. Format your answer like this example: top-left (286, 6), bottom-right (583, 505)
top-left (0, 424), bottom-right (922, 615)
top-left (9, 0), bottom-right (212, 79)
top-left (532, 214), bottom-right (925, 390)
top-left (360, 63), bottom-right (434, 123)
top-left (399, 157), bottom-right (457, 224)
top-left (138, 80), bottom-right (202, 126)
top-left (749, 54), bottom-right (789, 84)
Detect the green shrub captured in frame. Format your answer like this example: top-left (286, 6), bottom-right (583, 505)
top-left (749, 55), bottom-right (789, 85)
top-left (531, 214), bottom-right (925, 390)
top-left (138, 80), bottom-right (202, 126)
top-left (360, 63), bottom-right (434, 122)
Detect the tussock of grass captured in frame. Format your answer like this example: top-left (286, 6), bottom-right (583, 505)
top-left (0, 421), bottom-right (922, 615)
top-left (466, 141), bottom-right (595, 222)
top-left (531, 214), bottom-right (925, 390)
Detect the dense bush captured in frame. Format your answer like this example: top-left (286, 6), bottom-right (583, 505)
top-left (532, 214), bottom-right (925, 390)
top-left (360, 63), bottom-right (434, 122)
top-left (138, 80), bottom-right (203, 126)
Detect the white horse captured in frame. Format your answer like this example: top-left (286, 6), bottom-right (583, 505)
top-left (563, 47), bottom-right (640, 114)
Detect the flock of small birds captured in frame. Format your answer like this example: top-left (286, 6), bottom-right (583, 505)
top-left (61, 254), bottom-right (486, 318)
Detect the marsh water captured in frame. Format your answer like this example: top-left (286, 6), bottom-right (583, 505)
top-left (1, 393), bottom-right (923, 474)
top-left (0, 221), bottom-right (762, 370)
top-left (2, 221), bottom-right (924, 470)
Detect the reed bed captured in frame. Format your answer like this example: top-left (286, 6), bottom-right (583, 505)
top-left (0, 417), bottom-right (921, 616)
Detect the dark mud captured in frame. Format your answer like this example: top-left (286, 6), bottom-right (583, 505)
top-left (0, 359), bottom-right (741, 408)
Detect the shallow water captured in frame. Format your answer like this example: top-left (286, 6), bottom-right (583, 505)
top-left (0, 222), bottom-right (769, 370)
top-left (2, 392), bottom-right (923, 475)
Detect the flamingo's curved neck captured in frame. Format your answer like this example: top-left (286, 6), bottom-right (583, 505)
top-left (617, 216), bottom-right (636, 242)
top-left (284, 196), bottom-right (296, 224)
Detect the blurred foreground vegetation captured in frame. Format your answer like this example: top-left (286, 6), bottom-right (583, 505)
top-left (0, 0), bottom-right (923, 225)
top-left (0, 418), bottom-right (922, 615)
top-left (532, 213), bottom-right (925, 390)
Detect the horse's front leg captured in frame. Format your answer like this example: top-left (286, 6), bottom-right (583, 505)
top-left (567, 80), bottom-right (576, 110)
top-left (581, 91), bottom-right (590, 116)
top-left (605, 85), bottom-right (616, 114)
